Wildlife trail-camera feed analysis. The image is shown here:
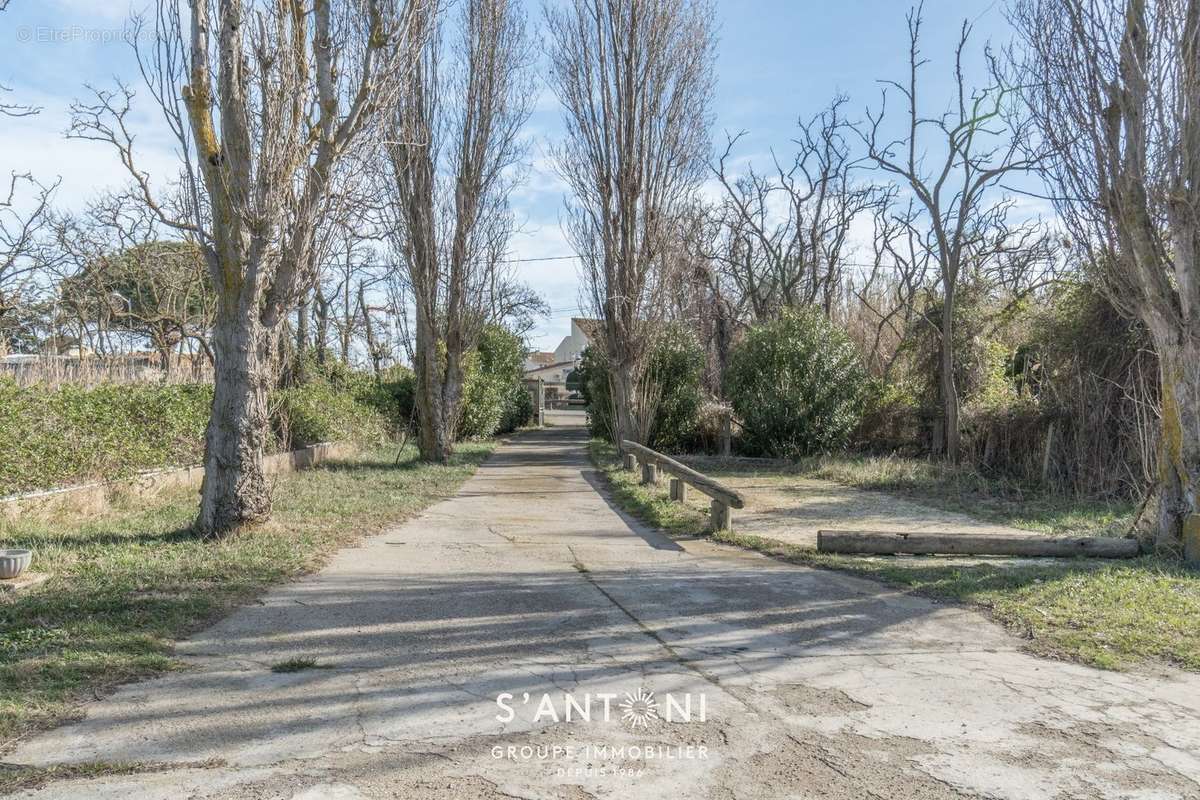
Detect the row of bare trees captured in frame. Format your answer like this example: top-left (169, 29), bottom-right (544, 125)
top-left (550, 1), bottom-right (1055, 467)
top-left (545, 0), bottom-right (1197, 556)
top-left (0, 0), bottom-right (543, 536)
top-left (5, 0), bottom-right (1198, 553)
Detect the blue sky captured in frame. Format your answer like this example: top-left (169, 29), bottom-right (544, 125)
top-left (1, 0), bottom-right (1011, 352)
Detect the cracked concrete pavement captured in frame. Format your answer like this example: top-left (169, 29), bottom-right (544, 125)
top-left (7, 419), bottom-right (1200, 799)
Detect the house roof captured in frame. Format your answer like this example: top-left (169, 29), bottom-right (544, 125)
top-left (571, 317), bottom-right (603, 339)
top-left (524, 360), bottom-right (576, 379)
top-left (527, 351), bottom-right (557, 366)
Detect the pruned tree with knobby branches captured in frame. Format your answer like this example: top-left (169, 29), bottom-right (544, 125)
top-left (858, 5), bottom-right (1049, 462)
top-left (71, 0), bottom-right (435, 536)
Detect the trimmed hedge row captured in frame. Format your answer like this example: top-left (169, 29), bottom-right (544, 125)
top-left (2, 325), bottom-right (537, 497)
top-left (0, 376), bottom-right (393, 497)
top-left (0, 380), bottom-right (213, 496)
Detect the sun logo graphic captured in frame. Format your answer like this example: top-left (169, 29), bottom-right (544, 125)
top-left (619, 688), bottom-right (659, 729)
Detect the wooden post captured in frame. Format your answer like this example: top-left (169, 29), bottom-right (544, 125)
top-left (623, 453), bottom-right (637, 471)
top-left (1041, 420), bottom-right (1056, 483)
top-left (710, 499), bottom-right (732, 531)
top-left (669, 477), bottom-right (688, 503)
top-left (641, 462), bottom-right (659, 486)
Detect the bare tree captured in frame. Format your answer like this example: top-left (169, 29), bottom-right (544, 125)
top-left (714, 97), bottom-right (891, 321)
top-left (545, 0), bottom-right (716, 445)
top-left (0, 1), bottom-right (54, 353)
top-left (0, 0), bottom-right (41, 119)
top-left (1010, 0), bottom-right (1200, 554)
top-left (72, 0), bottom-right (432, 536)
top-left (383, 0), bottom-right (535, 461)
top-left (846, 200), bottom-right (934, 378)
top-left (52, 191), bottom-right (216, 371)
top-left (858, 6), bottom-right (1046, 462)
top-left (0, 174), bottom-right (57, 352)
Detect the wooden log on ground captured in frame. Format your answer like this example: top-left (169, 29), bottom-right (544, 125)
top-left (669, 477), bottom-right (688, 503)
top-left (816, 530), bottom-right (1140, 559)
top-left (621, 440), bottom-right (744, 509)
top-left (711, 499), bottom-right (732, 532)
top-left (641, 462), bottom-right (659, 486)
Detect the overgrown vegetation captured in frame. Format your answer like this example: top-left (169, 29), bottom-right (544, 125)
top-left (0, 332), bottom-right (535, 498)
top-left (0, 443), bottom-right (493, 746)
top-left (589, 440), bottom-right (1198, 671)
top-left (0, 380), bottom-right (213, 496)
top-left (460, 325), bottom-right (536, 439)
top-left (577, 325), bottom-right (705, 450)
top-left (0, 364), bottom-right (396, 496)
top-left (725, 308), bottom-right (868, 458)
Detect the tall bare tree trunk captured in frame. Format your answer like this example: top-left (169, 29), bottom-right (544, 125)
top-left (384, 0), bottom-right (533, 463)
top-left (1150, 333), bottom-right (1200, 552)
top-left (610, 361), bottom-right (640, 446)
top-left (1011, 0), bottom-right (1200, 554)
top-left (65, 0), bottom-right (430, 537)
top-left (197, 307), bottom-right (272, 533)
top-left (940, 293), bottom-right (960, 462)
top-left (545, 0), bottom-right (716, 448)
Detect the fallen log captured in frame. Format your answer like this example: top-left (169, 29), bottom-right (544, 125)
top-left (816, 530), bottom-right (1140, 559)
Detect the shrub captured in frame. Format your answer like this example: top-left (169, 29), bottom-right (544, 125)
top-left (725, 308), bottom-right (868, 458)
top-left (577, 326), bottom-right (705, 450)
top-left (0, 361), bottom-right (399, 495)
top-left (272, 380), bottom-right (389, 449)
top-left (375, 365), bottom-right (417, 431)
top-left (576, 344), bottom-right (613, 441)
top-left (497, 381), bottom-right (534, 434)
top-left (0, 379), bottom-right (212, 495)
top-left (460, 325), bottom-right (530, 438)
top-left (645, 326), bottom-right (704, 451)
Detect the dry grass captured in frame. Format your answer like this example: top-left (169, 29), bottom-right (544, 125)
top-left (0, 354), bottom-right (212, 388)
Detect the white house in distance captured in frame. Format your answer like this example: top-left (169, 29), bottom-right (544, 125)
top-left (523, 317), bottom-right (599, 400)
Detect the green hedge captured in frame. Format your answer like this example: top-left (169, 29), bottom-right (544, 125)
top-left (0, 380), bottom-right (212, 495)
top-left (0, 335), bottom-right (530, 497)
top-left (273, 381), bottom-right (390, 449)
top-left (0, 370), bottom-right (395, 496)
top-left (460, 325), bottom-right (532, 438)
top-left (577, 325), bottom-right (705, 450)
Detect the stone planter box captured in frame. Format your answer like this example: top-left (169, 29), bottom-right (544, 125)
top-left (0, 548), bottom-right (31, 579)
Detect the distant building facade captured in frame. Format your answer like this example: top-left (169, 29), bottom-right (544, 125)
top-left (523, 317), bottom-right (599, 401)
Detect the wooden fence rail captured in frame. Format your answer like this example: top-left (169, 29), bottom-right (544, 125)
top-left (620, 440), bottom-right (745, 531)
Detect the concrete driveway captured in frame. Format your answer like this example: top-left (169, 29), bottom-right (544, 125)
top-left (8, 425), bottom-right (1200, 799)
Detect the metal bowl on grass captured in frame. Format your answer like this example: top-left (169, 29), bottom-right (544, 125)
top-left (0, 549), bottom-right (32, 579)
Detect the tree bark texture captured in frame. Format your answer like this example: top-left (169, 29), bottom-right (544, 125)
top-left (196, 306), bottom-right (273, 535)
